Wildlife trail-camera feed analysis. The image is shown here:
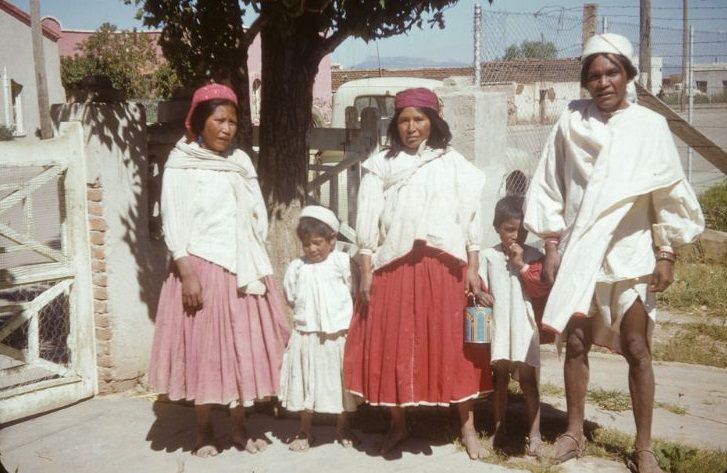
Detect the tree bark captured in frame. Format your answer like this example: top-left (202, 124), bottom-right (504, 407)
top-left (257, 18), bottom-right (324, 281)
top-left (229, 61), bottom-right (254, 154)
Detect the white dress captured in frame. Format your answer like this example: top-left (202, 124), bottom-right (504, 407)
top-left (480, 244), bottom-right (543, 368)
top-left (279, 250), bottom-right (358, 413)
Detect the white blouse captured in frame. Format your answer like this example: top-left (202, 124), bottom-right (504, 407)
top-left (161, 167), bottom-right (265, 274)
top-left (356, 145), bottom-right (486, 270)
top-left (283, 250), bottom-right (353, 334)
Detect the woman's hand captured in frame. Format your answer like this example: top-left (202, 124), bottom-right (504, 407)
top-left (359, 268), bottom-right (373, 305)
top-left (357, 254), bottom-right (374, 306)
top-left (175, 256), bottom-right (203, 312)
top-left (466, 266), bottom-right (491, 306)
top-left (649, 259), bottom-right (674, 293)
top-left (542, 243), bottom-right (561, 285)
top-left (181, 273), bottom-right (203, 311)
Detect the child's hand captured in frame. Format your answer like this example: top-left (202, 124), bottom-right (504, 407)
top-left (480, 292), bottom-right (495, 307)
top-left (509, 243), bottom-right (525, 269)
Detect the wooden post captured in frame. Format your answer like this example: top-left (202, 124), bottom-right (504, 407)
top-left (30, 0), bottom-right (52, 139)
top-left (681, 0), bottom-right (688, 111)
top-left (640, 0), bottom-right (652, 92)
top-left (582, 4), bottom-right (598, 49)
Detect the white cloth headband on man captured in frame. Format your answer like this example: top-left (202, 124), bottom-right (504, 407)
top-left (300, 205), bottom-right (340, 233)
top-left (582, 33), bottom-right (635, 68)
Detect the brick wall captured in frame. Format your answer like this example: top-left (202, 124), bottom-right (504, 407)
top-left (86, 180), bottom-right (114, 392)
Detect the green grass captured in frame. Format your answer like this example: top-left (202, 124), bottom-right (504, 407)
top-left (587, 427), bottom-right (727, 473)
top-left (653, 322), bottom-right (727, 368)
top-left (699, 180), bottom-right (727, 232)
top-left (658, 262), bottom-right (727, 317)
top-left (587, 387), bottom-right (632, 412)
top-left (539, 382), bottom-right (565, 397)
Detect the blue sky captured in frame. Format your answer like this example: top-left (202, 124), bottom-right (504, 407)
top-left (12, 0), bottom-right (727, 68)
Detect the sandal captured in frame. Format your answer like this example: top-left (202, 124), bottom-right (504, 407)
top-left (525, 436), bottom-right (545, 459)
top-left (545, 432), bottom-right (586, 464)
top-left (625, 449), bottom-right (665, 473)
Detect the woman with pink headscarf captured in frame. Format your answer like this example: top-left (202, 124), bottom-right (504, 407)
top-left (344, 88), bottom-right (493, 458)
top-left (148, 84), bottom-right (290, 457)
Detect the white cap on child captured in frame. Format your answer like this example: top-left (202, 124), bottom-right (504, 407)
top-left (299, 205), bottom-right (340, 233)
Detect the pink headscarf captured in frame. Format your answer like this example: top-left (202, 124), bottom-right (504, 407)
top-left (394, 88), bottom-right (440, 113)
top-left (184, 83), bottom-right (238, 138)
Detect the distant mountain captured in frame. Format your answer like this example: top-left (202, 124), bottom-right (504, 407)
top-left (349, 55), bottom-right (470, 69)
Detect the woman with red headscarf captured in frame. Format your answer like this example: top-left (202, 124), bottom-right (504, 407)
top-left (344, 88), bottom-right (493, 458)
top-left (148, 84), bottom-right (290, 457)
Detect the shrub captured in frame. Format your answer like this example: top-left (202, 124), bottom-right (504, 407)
top-left (699, 181), bottom-right (727, 232)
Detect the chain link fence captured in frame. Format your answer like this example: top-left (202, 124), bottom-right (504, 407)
top-left (477, 8), bottom-right (727, 194)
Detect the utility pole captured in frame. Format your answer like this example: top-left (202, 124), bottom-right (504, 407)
top-left (30, 0), bottom-right (52, 139)
top-left (640, 0), bottom-right (652, 93)
top-left (582, 4), bottom-right (598, 49)
top-left (473, 1), bottom-right (482, 87)
top-left (682, 0), bottom-right (688, 111)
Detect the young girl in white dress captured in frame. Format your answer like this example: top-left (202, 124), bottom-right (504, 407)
top-left (480, 195), bottom-right (552, 457)
top-left (279, 206), bottom-right (359, 452)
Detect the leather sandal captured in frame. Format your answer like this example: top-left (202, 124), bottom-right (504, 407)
top-left (546, 432), bottom-right (586, 464)
top-left (625, 449), bottom-right (665, 473)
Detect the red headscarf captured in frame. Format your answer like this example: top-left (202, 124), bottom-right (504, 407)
top-left (394, 87), bottom-right (440, 113)
top-left (184, 83), bottom-right (238, 138)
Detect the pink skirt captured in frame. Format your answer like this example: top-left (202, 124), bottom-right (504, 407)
top-left (148, 256), bottom-right (291, 406)
top-left (344, 242), bottom-right (492, 406)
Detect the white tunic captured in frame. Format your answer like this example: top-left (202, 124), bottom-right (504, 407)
top-left (479, 244), bottom-right (543, 367)
top-left (356, 144), bottom-right (486, 270)
top-left (524, 100), bottom-right (704, 346)
top-left (283, 250), bottom-right (353, 334)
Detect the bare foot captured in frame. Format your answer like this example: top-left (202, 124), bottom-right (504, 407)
top-left (336, 427), bottom-right (361, 448)
top-left (231, 426), bottom-right (259, 454)
top-left (253, 437), bottom-right (269, 452)
top-left (288, 431), bottom-right (313, 453)
top-left (461, 426), bottom-right (490, 460)
top-left (376, 428), bottom-right (409, 455)
top-left (193, 428), bottom-right (219, 458)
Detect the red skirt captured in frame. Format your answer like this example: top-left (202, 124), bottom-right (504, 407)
top-left (344, 243), bottom-right (492, 406)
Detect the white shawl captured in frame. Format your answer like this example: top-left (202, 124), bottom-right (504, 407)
top-left (165, 139), bottom-right (272, 294)
top-left (525, 101), bottom-right (703, 333)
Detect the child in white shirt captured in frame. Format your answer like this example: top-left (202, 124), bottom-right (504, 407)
top-left (279, 206), bottom-right (359, 452)
top-left (480, 195), bottom-right (552, 458)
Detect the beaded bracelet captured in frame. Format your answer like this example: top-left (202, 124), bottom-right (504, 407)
top-left (656, 250), bottom-right (676, 263)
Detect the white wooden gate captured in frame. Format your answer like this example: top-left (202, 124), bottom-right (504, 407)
top-left (0, 123), bottom-right (96, 423)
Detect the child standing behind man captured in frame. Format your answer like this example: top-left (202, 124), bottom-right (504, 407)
top-left (479, 195), bottom-right (553, 457)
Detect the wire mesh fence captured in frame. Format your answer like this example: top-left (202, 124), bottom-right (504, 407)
top-left (0, 165), bottom-right (73, 391)
top-left (478, 8), bottom-right (727, 193)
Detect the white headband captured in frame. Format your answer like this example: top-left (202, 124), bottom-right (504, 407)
top-left (299, 205), bottom-right (339, 233)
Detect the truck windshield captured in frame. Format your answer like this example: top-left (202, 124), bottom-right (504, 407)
top-left (353, 95), bottom-right (396, 119)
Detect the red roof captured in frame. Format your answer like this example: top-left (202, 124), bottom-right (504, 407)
top-left (0, 0), bottom-right (60, 41)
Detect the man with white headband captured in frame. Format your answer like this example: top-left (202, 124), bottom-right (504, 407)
top-left (524, 33), bottom-right (704, 472)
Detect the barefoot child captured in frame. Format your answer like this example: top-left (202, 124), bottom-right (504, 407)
top-left (479, 195), bottom-right (553, 457)
top-left (279, 206), bottom-right (359, 452)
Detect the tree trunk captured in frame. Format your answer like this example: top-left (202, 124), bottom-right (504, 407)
top-left (229, 61), bottom-right (254, 155)
top-left (257, 20), bottom-right (324, 282)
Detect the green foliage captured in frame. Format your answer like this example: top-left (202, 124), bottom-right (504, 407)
top-left (587, 388), bottom-right (631, 411)
top-left (60, 23), bottom-right (180, 99)
top-left (658, 261), bottom-right (727, 317)
top-left (0, 125), bottom-right (14, 141)
top-left (699, 181), bottom-right (727, 232)
top-left (654, 321), bottom-right (727, 368)
top-left (503, 40), bottom-right (557, 60)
